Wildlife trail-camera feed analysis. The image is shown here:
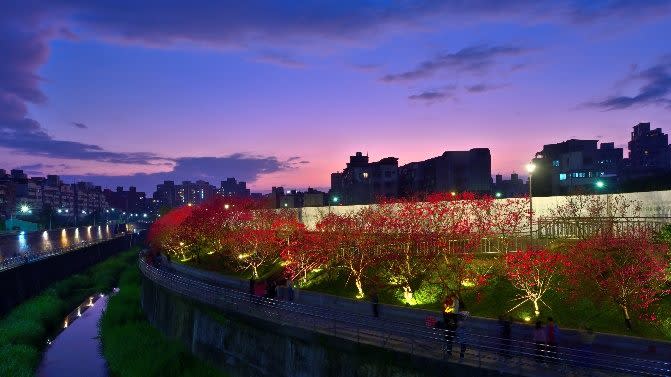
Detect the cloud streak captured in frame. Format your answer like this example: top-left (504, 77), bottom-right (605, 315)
top-left (62, 154), bottom-right (306, 193)
top-left (586, 58), bottom-right (671, 110)
top-left (72, 122), bottom-right (88, 129)
top-left (382, 45), bottom-right (527, 82)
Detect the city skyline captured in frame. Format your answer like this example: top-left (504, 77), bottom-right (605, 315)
top-left (2, 2), bottom-right (671, 193)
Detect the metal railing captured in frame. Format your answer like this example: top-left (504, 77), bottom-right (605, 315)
top-left (140, 259), bottom-right (670, 377)
top-left (536, 217), bottom-right (671, 239)
top-left (0, 234), bottom-right (127, 273)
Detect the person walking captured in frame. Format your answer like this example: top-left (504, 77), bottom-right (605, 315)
top-left (371, 291), bottom-right (379, 318)
top-left (533, 320), bottom-right (546, 363)
top-left (456, 315), bottom-right (469, 359)
top-left (499, 315), bottom-right (512, 359)
top-left (287, 279), bottom-right (294, 302)
top-left (546, 317), bottom-right (559, 362)
top-left (445, 314), bottom-right (458, 357)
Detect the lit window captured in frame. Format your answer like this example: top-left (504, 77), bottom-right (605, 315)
top-left (362, 172), bottom-right (369, 179)
top-left (559, 173), bottom-right (567, 181)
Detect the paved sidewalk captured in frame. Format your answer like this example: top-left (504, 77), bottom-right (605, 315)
top-left (168, 262), bottom-right (671, 367)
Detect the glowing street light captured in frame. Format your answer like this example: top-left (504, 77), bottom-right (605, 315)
top-left (526, 162), bottom-right (536, 242)
top-left (331, 196), bottom-right (339, 204)
top-left (595, 180), bottom-right (605, 189)
top-left (495, 192), bottom-right (502, 198)
top-left (20, 204), bottom-right (31, 214)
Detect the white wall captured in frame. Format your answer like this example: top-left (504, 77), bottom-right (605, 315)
top-left (297, 189), bottom-right (671, 229)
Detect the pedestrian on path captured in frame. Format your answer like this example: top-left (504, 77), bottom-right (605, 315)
top-left (456, 315), bottom-right (468, 359)
top-left (371, 291), bottom-right (379, 318)
top-left (533, 320), bottom-right (546, 363)
top-left (287, 279), bottom-right (294, 302)
top-left (546, 317), bottom-right (559, 362)
top-left (499, 315), bottom-right (512, 359)
top-left (445, 313), bottom-right (458, 357)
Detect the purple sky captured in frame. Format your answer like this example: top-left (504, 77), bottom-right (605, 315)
top-left (2, 1), bottom-right (671, 193)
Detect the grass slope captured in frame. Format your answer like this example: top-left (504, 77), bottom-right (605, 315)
top-left (0, 247), bottom-right (139, 377)
top-left (100, 260), bottom-right (227, 377)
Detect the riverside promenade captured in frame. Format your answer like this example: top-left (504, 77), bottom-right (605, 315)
top-left (142, 259), bottom-right (671, 377)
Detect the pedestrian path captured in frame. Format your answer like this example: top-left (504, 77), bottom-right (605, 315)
top-left (146, 260), bottom-right (671, 376)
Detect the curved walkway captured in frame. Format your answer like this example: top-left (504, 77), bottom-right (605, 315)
top-left (140, 259), bottom-right (670, 377)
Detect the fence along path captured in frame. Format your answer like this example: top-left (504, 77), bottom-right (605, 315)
top-left (140, 259), bottom-right (670, 377)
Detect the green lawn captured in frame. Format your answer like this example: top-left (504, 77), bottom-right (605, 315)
top-left (299, 267), bottom-right (671, 341)
top-left (100, 258), bottom-right (228, 377)
top-left (0, 247), bottom-right (139, 377)
top-left (177, 249), bottom-right (671, 341)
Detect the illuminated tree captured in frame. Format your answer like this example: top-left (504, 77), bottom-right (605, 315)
top-left (228, 209), bottom-right (284, 278)
top-left (505, 249), bottom-right (566, 317)
top-left (316, 209), bottom-right (387, 299)
top-left (566, 231), bottom-right (670, 328)
top-left (147, 205), bottom-right (194, 260)
top-left (426, 193), bottom-right (498, 302)
top-left (281, 228), bottom-right (331, 285)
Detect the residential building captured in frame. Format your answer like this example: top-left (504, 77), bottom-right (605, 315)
top-left (494, 173), bottom-right (527, 197)
top-left (330, 152), bottom-right (399, 205)
top-left (153, 180), bottom-right (178, 208)
top-left (104, 186), bottom-right (148, 213)
top-left (399, 148), bottom-right (492, 196)
top-left (219, 178), bottom-right (251, 197)
top-left (532, 139), bottom-right (623, 196)
top-left (625, 122), bottom-right (671, 175)
top-left (303, 188), bottom-right (327, 207)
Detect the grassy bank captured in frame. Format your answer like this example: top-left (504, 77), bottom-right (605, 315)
top-left (302, 268), bottom-right (671, 341)
top-left (100, 259), bottom-right (227, 377)
top-left (0, 247), bottom-right (139, 377)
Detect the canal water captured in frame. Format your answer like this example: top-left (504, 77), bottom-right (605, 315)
top-left (36, 295), bottom-right (110, 377)
top-left (0, 224), bottom-right (124, 260)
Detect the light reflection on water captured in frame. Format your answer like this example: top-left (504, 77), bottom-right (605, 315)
top-left (0, 225), bottom-right (123, 260)
top-left (37, 294), bottom-right (110, 377)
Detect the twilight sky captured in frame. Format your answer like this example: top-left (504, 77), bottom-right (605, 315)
top-left (2, 1), bottom-right (671, 193)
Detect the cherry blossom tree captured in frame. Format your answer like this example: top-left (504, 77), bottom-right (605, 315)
top-left (147, 204), bottom-right (194, 261)
top-left (566, 231), bottom-right (670, 328)
top-left (505, 249), bottom-right (567, 317)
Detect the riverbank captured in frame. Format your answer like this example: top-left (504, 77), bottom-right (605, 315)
top-left (100, 257), bottom-right (227, 377)
top-left (0, 247), bottom-right (138, 377)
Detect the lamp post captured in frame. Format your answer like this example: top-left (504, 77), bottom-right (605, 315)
top-left (526, 163), bottom-right (536, 243)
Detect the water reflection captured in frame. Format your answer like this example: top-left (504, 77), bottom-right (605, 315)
top-left (0, 224), bottom-right (124, 260)
top-left (38, 294), bottom-right (109, 377)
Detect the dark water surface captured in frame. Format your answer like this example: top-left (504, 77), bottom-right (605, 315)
top-left (37, 295), bottom-right (109, 377)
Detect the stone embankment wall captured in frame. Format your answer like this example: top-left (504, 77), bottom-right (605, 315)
top-left (0, 234), bottom-right (138, 315)
top-left (141, 275), bottom-right (514, 377)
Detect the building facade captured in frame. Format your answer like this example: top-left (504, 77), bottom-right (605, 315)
top-left (399, 148), bottom-right (492, 197)
top-left (330, 152), bottom-right (399, 205)
top-left (532, 139), bottom-right (623, 196)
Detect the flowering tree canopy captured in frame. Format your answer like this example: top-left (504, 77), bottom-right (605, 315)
top-left (566, 231), bottom-right (670, 328)
top-left (505, 249), bottom-right (566, 317)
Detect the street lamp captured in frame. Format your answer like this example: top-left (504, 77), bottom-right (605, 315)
top-left (495, 192), bottom-right (502, 198)
top-left (595, 180), bottom-right (605, 189)
top-left (331, 196), bottom-right (339, 204)
top-left (20, 204), bottom-right (31, 214)
top-left (525, 163), bottom-right (536, 243)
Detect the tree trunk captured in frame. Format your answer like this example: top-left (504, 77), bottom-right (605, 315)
top-left (402, 285), bottom-right (415, 305)
top-left (533, 299), bottom-right (540, 317)
top-left (252, 265), bottom-right (258, 279)
top-left (355, 278), bottom-right (364, 299)
top-left (622, 305), bottom-right (632, 329)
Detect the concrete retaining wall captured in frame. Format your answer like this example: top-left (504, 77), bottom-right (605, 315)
top-left (141, 275), bottom-right (515, 377)
top-left (0, 234), bottom-right (138, 316)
